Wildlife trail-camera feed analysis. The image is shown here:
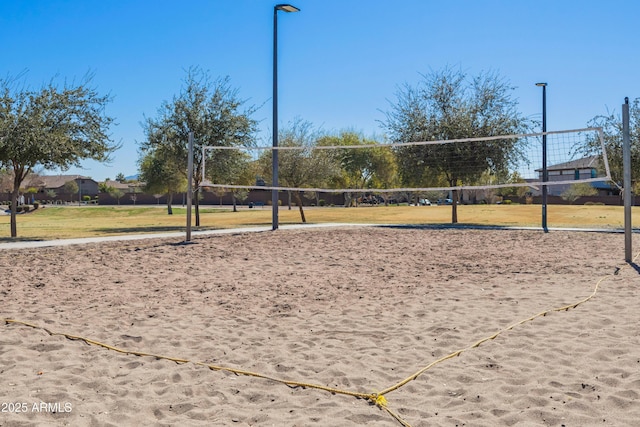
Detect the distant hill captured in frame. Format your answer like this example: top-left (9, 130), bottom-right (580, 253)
top-left (125, 174), bottom-right (139, 181)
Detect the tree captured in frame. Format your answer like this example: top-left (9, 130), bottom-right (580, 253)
top-left (98, 180), bottom-right (111, 193)
top-left (229, 155), bottom-right (256, 212)
top-left (62, 180), bottom-right (79, 203)
top-left (495, 171), bottom-right (529, 198)
top-left (139, 147), bottom-right (186, 215)
top-left (0, 74), bottom-right (116, 237)
top-left (107, 187), bottom-right (124, 205)
top-left (317, 131), bottom-right (397, 207)
top-left (561, 183), bottom-right (598, 204)
top-left (258, 119), bottom-right (337, 223)
top-left (24, 187), bottom-right (38, 204)
top-left (211, 186), bottom-right (227, 206)
top-left (140, 67), bottom-right (258, 226)
top-left (383, 67), bottom-right (531, 223)
top-left (115, 172), bottom-right (127, 183)
top-left (580, 98), bottom-right (640, 192)
top-left (45, 189), bottom-right (57, 203)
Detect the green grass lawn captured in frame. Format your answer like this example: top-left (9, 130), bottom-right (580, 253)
top-left (0, 204), bottom-right (637, 241)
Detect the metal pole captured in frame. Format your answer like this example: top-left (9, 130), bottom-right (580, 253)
top-left (623, 97), bottom-right (632, 262)
top-left (541, 85), bottom-right (548, 232)
top-left (272, 4), bottom-right (299, 231)
top-left (272, 7), bottom-right (279, 231)
top-left (186, 131), bottom-right (194, 242)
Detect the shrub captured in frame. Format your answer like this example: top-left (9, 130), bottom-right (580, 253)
top-left (22, 205), bottom-right (31, 212)
top-left (15, 206), bottom-right (23, 213)
top-left (82, 195), bottom-right (91, 202)
top-left (503, 199), bottom-right (512, 205)
top-left (318, 199), bottom-right (326, 207)
top-left (584, 201), bottom-right (605, 206)
top-left (33, 202), bottom-right (40, 209)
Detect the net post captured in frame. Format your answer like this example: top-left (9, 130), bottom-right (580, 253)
top-left (272, 7), bottom-right (280, 231)
top-left (540, 84), bottom-right (548, 233)
top-left (186, 131), bottom-right (194, 242)
top-left (623, 98), bottom-right (632, 262)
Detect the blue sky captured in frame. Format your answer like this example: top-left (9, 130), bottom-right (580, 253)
top-left (1, 0), bottom-right (638, 181)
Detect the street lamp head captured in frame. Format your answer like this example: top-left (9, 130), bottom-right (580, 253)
top-left (275, 4), bottom-right (300, 12)
top-left (535, 82), bottom-right (547, 87)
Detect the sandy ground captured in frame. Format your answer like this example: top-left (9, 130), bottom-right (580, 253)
top-left (1, 226), bottom-right (639, 427)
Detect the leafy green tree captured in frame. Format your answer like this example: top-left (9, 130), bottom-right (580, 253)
top-left (107, 187), bottom-right (124, 205)
top-left (561, 183), bottom-right (598, 204)
top-left (211, 186), bottom-right (227, 206)
top-left (140, 67), bottom-right (258, 226)
top-left (497, 171), bottom-right (528, 197)
top-left (0, 74), bottom-right (116, 237)
top-left (45, 189), bottom-right (57, 203)
top-left (229, 155), bottom-right (257, 212)
top-left (24, 187), bottom-right (38, 204)
top-left (258, 119), bottom-right (337, 222)
top-left (98, 181), bottom-right (111, 193)
top-left (580, 97), bottom-right (640, 191)
top-left (62, 180), bottom-right (79, 203)
top-left (139, 147), bottom-right (186, 214)
top-left (317, 131), bottom-right (397, 207)
top-left (115, 173), bottom-right (127, 183)
top-left (383, 67), bottom-right (531, 223)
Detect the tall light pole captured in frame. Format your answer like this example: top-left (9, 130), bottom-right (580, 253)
top-left (536, 82), bottom-right (548, 232)
top-left (623, 97), bottom-right (632, 262)
top-left (272, 3), bottom-right (300, 230)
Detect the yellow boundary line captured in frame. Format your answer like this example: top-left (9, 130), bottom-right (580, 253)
top-left (3, 251), bottom-right (638, 427)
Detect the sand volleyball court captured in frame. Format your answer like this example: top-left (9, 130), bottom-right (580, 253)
top-left (1, 227), bottom-right (639, 426)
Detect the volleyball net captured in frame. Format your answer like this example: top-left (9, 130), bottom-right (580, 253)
top-left (200, 127), bottom-right (610, 198)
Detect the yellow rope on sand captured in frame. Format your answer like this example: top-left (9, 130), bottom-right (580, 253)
top-left (377, 250), bottom-right (640, 400)
top-left (4, 250), bottom-right (639, 427)
top-left (2, 318), bottom-right (384, 405)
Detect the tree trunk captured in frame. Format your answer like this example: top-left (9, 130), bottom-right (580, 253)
top-left (10, 187), bottom-right (19, 238)
top-left (344, 193), bottom-right (352, 207)
top-left (288, 191), bottom-right (292, 210)
top-left (452, 189), bottom-right (459, 224)
top-left (9, 167), bottom-right (27, 238)
top-left (195, 188), bottom-right (201, 227)
top-left (232, 194), bottom-right (237, 212)
top-left (294, 191), bottom-right (306, 223)
top-left (167, 192), bottom-right (174, 215)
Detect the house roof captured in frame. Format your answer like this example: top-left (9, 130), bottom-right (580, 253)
top-left (101, 180), bottom-right (130, 190)
top-left (35, 175), bottom-right (95, 189)
top-left (536, 155), bottom-right (600, 172)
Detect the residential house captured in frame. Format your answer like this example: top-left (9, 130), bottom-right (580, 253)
top-left (26, 175), bottom-right (99, 200)
top-left (531, 155), bottom-right (615, 196)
